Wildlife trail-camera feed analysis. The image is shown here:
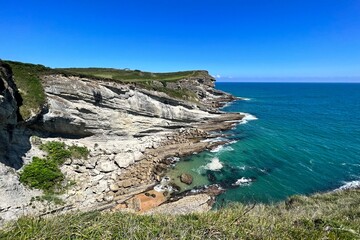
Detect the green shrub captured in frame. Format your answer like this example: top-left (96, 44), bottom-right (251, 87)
top-left (19, 157), bottom-right (64, 192)
top-left (40, 141), bottom-right (71, 165)
top-left (20, 141), bottom-right (90, 192)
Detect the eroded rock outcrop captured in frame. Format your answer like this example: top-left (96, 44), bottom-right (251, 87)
top-left (0, 67), bottom-right (243, 226)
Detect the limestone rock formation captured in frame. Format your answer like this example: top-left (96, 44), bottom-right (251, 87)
top-left (0, 64), bottom-right (242, 226)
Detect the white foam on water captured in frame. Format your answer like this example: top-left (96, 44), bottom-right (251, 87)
top-left (238, 166), bottom-right (246, 170)
top-left (210, 145), bottom-right (234, 153)
top-left (242, 98), bottom-right (251, 101)
top-left (154, 184), bottom-right (167, 192)
top-left (154, 176), bottom-right (173, 192)
top-left (239, 113), bottom-right (258, 125)
top-left (232, 177), bottom-right (253, 186)
top-left (223, 146), bottom-right (234, 151)
top-left (336, 180), bottom-right (360, 191)
top-left (201, 137), bottom-right (228, 143)
top-left (210, 145), bottom-right (223, 153)
top-left (167, 157), bottom-right (180, 164)
top-left (204, 157), bottom-right (224, 171)
top-left (220, 101), bottom-right (233, 109)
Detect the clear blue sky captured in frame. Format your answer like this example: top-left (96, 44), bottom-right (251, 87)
top-left (1, 0), bottom-right (360, 81)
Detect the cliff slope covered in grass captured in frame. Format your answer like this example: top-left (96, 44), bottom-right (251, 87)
top-left (1, 189), bottom-right (359, 239)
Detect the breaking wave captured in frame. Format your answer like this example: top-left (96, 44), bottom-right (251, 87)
top-left (204, 157), bottom-right (223, 171)
top-left (335, 180), bottom-right (360, 191)
top-left (232, 177), bottom-right (254, 186)
top-left (239, 113), bottom-right (258, 125)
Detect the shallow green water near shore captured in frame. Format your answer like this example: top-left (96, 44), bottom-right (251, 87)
top-left (167, 83), bottom-right (360, 204)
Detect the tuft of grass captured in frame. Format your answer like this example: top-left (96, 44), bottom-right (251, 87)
top-left (68, 145), bottom-right (90, 160)
top-left (1, 189), bottom-right (360, 239)
top-left (39, 141), bottom-right (71, 165)
top-left (31, 194), bottom-right (65, 205)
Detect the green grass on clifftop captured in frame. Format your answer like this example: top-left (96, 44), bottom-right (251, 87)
top-left (1, 189), bottom-right (359, 239)
top-left (58, 67), bottom-right (207, 82)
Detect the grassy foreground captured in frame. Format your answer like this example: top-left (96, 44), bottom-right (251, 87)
top-left (1, 189), bottom-right (359, 239)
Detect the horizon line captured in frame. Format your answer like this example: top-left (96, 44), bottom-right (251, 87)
top-left (216, 81), bottom-right (360, 83)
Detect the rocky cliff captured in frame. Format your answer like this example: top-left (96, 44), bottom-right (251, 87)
top-left (0, 61), bottom-right (242, 226)
top-left (0, 62), bottom-right (42, 224)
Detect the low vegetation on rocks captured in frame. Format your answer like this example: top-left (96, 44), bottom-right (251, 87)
top-left (137, 81), bottom-right (199, 101)
top-left (1, 189), bottom-right (359, 239)
top-left (19, 141), bottom-right (89, 192)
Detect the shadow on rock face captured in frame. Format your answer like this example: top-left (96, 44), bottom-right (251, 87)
top-left (0, 61), bottom-right (30, 170)
top-left (0, 126), bottom-right (32, 170)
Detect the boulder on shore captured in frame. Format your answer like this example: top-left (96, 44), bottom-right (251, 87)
top-left (180, 173), bottom-right (193, 185)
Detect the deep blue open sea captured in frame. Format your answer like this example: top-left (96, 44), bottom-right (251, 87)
top-left (167, 83), bottom-right (360, 205)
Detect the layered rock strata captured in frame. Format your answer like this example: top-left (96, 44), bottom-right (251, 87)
top-left (0, 68), bottom-right (243, 226)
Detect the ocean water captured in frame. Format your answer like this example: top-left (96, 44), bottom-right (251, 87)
top-left (166, 83), bottom-right (360, 205)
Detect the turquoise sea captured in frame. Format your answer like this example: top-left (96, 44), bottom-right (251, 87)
top-left (167, 83), bottom-right (360, 205)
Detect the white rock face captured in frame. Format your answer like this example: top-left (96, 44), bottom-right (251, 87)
top-left (0, 163), bottom-right (42, 226)
top-left (38, 75), bottom-right (213, 137)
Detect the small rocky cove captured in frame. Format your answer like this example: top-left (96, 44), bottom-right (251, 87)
top-left (0, 61), bottom-right (245, 227)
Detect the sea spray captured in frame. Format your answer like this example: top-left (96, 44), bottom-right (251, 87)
top-left (204, 158), bottom-right (224, 171)
top-left (232, 177), bottom-right (254, 186)
top-left (335, 180), bottom-right (360, 191)
top-left (239, 113), bottom-right (258, 125)
top-left (210, 145), bottom-right (234, 153)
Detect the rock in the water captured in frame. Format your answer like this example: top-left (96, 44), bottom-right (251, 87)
top-left (180, 173), bottom-right (193, 185)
